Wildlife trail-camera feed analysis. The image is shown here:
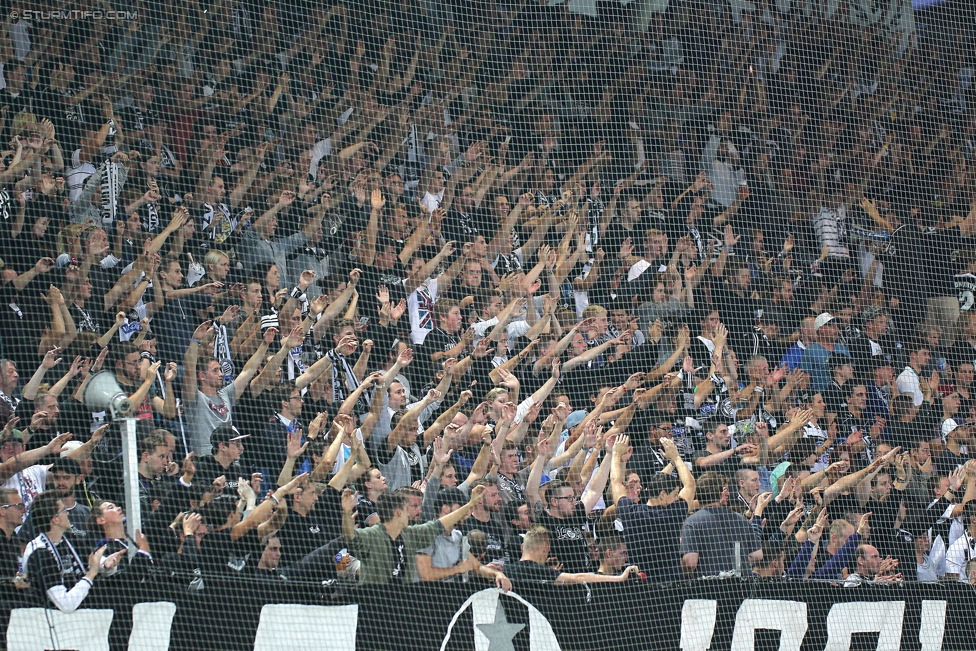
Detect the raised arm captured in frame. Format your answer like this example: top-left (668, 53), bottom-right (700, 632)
top-left (580, 443), bottom-right (612, 515)
top-left (563, 333), bottom-right (624, 373)
top-left (387, 389), bottom-right (441, 452)
top-left (0, 432), bottom-right (74, 484)
top-left (823, 449), bottom-right (899, 507)
top-left (526, 437), bottom-right (553, 512)
top-left (663, 438), bottom-right (696, 507)
top-left (230, 473), bottom-right (308, 541)
top-left (423, 391), bottom-right (472, 448)
top-left (181, 321), bottom-right (212, 400)
top-left (439, 484), bottom-right (487, 531)
top-left (232, 331), bottom-right (273, 397)
top-left (609, 435), bottom-right (632, 505)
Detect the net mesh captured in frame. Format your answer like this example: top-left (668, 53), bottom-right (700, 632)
top-left (0, 0), bottom-right (974, 649)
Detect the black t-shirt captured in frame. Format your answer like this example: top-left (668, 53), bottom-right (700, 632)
top-left (194, 456), bottom-right (244, 495)
top-left (936, 448), bottom-right (968, 476)
top-left (822, 380), bottom-right (849, 416)
top-left (35, 88), bottom-right (85, 151)
top-left (713, 283), bottom-right (759, 339)
top-left (226, 528), bottom-right (265, 573)
top-left (357, 263), bottom-right (408, 318)
top-left (277, 498), bottom-right (340, 568)
top-left (602, 221), bottom-right (641, 265)
top-left (828, 491), bottom-right (862, 521)
top-left (0, 531), bottom-right (21, 583)
top-left (423, 327), bottom-right (461, 361)
top-left (417, 327), bottom-right (460, 381)
top-left (688, 336), bottom-right (716, 372)
top-left (152, 297), bottom-right (194, 363)
top-left (629, 439), bottom-right (671, 481)
top-left (504, 559), bottom-right (561, 582)
top-left (458, 513), bottom-right (508, 564)
top-left (617, 497), bottom-right (688, 583)
top-left (356, 496), bottom-right (378, 528)
top-left (533, 507), bottom-right (591, 573)
top-left (442, 208), bottom-right (481, 244)
top-left (235, 390), bottom-right (278, 453)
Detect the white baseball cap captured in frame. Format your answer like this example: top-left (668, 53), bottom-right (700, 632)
top-left (59, 441), bottom-right (83, 458)
top-left (942, 418), bottom-right (964, 440)
top-left (814, 313), bottom-right (835, 332)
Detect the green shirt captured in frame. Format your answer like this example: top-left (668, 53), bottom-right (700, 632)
top-left (348, 519), bottom-right (445, 585)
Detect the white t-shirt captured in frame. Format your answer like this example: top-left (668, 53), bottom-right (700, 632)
top-left (945, 531), bottom-right (976, 582)
top-left (66, 149), bottom-right (97, 203)
top-left (896, 366), bottom-right (923, 406)
top-left (421, 190), bottom-right (444, 213)
top-left (3, 464), bottom-right (47, 511)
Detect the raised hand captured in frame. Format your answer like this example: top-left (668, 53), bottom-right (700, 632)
top-left (755, 492), bottom-right (774, 513)
top-left (45, 432), bottom-right (74, 456)
top-left (613, 434), bottom-right (631, 458)
top-left (286, 431), bottom-right (308, 459)
top-left (432, 436), bottom-right (453, 466)
top-left (181, 452), bottom-right (196, 482)
top-left (390, 299), bottom-right (406, 321)
top-left (40, 346), bottom-right (62, 370)
top-left (182, 513), bottom-right (202, 537)
top-left (807, 509), bottom-right (829, 543)
top-left (469, 484), bottom-right (487, 506)
top-left (857, 511), bottom-right (873, 537)
top-left (88, 546), bottom-right (109, 577)
top-left (659, 437), bottom-right (680, 462)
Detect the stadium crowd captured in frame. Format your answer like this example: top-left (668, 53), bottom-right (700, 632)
top-left (0, 0), bottom-right (976, 628)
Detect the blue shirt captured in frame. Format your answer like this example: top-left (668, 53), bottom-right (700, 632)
top-left (800, 343), bottom-right (850, 393)
top-left (780, 342), bottom-right (806, 371)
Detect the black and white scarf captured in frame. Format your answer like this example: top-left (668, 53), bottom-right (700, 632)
top-left (0, 389), bottom-right (19, 414)
top-left (99, 159), bottom-right (124, 225)
top-left (202, 202), bottom-right (234, 246)
top-left (214, 323), bottom-right (235, 385)
top-left (326, 349), bottom-right (369, 411)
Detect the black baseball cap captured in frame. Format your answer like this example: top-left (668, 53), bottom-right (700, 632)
top-left (210, 425), bottom-right (249, 448)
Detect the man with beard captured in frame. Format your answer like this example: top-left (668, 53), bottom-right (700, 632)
top-left (48, 458), bottom-right (90, 539)
top-left (1, 431), bottom-right (96, 513)
top-left (17, 457), bottom-right (91, 545)
top-left (112, 343), bottom-right (177, 424)
top-left (529, 443), bottom-right (613, 573)
top-left (457, 479), bottom-right (508, 565)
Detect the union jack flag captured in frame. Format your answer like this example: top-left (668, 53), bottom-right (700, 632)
top-left (417, 284), bottom-right (434, 331)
